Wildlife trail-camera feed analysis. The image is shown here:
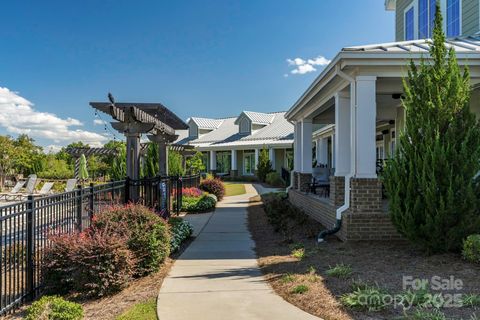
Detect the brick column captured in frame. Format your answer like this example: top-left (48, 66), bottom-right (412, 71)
top-left (349, 177), bottom-right (382, 213)
top-left (329, 176), bottom-right (345, 207)
top-left (230, 170), bottom-right (238, 177)
top-left (292, 172), bottom-right (299, 190)
top-left (298, 173), bottom-right (312, 193)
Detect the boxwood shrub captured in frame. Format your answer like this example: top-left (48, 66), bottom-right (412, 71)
top-left (26, 295), bottom-right (83, 320)
top-left (92, 204), bottom-right (170, 276)
top-left (169, 217), bottom-right (194, 253)
top-left (463, 234), bottom-right (480, 263)
top-left (182, 195), bottom-right (216, 212)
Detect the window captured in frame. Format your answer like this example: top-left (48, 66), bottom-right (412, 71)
top-left (239, 118), bottom-right (250, 134)
top-left (405, 6), bottom-right (415, 40)
top-left (376, 141), bottom-right (385, 160)
top-left (429, 0), bottom-right (437, 37)
top-left (244, 152), bottom-right (255, 175)
top-left (419, 0), bottom-right (429, 38)
top-left (285, 150), bottom-right (294, 171)
top-left (447, 0), bottom-right (460, 37)
top-left (216, 152), bottom-right (231, 174)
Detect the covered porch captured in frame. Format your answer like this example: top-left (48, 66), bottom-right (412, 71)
top-left (285, 38), bottom-right (480, 240)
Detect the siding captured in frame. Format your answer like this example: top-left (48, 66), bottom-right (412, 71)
top-left (396, 0), bottom-right (415, 41)
top-left (463, 0), bottom-right (479, 36)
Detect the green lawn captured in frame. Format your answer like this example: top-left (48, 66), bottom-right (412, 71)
top-left (116, 299), bottom-right (157, 320)
top-left (224, 183), bottom-right (246, 197)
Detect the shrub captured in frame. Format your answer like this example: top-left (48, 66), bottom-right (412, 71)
top-left (326, 264), bottom-right (353, 278)
top-left (265, 172), bottom-right (285, 187)
top-left (383, 7), bottom-right (480, 253)
top-left (26, 295), bottom-right (83, 320)
top-left (462, 293), bottom-right (480, 307)
top-left (280, 273), bottom-right (295, 284)
top-left (291, 248), bottom-right (306, 260)
top-left (92, 205), bottom-right (170, 276)
top-left (43, 226), bottom-right (135, 297)
top-left (257, 147), bottom-right (273, 182)
top-left (182, 187), bottom-right (203, 198)
top-left (182, 195), bottom-right (216, 212)
top-left (463, 234), bottom-right (480, 263)
top-left (169, 217), bottom-right (193, 253)
top-left (340, 285), bottom-right (389, 311)
top-left (199, 178), bottom-right (225, 201)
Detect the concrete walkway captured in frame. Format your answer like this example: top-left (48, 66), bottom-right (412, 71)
top-left (157, 184), bottom-right (320, 320)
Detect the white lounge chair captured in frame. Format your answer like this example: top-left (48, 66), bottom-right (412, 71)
top-left (36, 182), bottom-right (54, 196)
top-left (4, 175), bottom-right (38, 201)
top-left (65, 179), bottom-right (77, 192)
top-left (0, 181), bottom-right (26, 200)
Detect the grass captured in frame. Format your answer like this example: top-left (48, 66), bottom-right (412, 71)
top-left (325, 263), bottom-right (353, 278)
top-left (340, 285), bottom-right (389, 311)
top-left (224, 183), bottom-right (246, 197)
top-left (291, 285), bottom-right (309, 294)
top-left (116, 299), bottom-right (157, 320)
top-left (291, 248), bottom-right (306, 260)
top-left (280, 273), bottom-right (296, 283)
top-left (462, 293), bottom-right (480, 307)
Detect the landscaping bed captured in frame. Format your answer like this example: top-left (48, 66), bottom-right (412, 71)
top-left (247, 194), bottom-right (480, 320)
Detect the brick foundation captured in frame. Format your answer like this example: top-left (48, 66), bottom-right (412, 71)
top-left (292, 172), bottom-right (299, 190)
top-left (230, 170), bottom-right (238, 177)
top-left (350, 178), bottom-right (382, 214)
top-left (288, 183), bottom-right (404, 242)
top-left (329, 176), bottom-right (345, 207)
top-left (298, 173), bottom-right (312, 192)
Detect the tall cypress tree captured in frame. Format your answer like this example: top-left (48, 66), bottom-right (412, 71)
top-left (383, 5), bottom-right (480, 253)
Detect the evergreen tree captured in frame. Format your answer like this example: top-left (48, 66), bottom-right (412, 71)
top-left (383, 5), bottom-right (480, 253)
top-left (186, 151), bottom-right (206, 174)
top-left (257, 146), bottom-right (273, 182)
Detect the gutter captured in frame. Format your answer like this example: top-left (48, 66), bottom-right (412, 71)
top-left (318, 66), bottom-right (356, 243)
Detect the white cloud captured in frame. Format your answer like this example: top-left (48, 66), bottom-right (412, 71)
top-left (0, 87), bottom-right (107, 148)
top-left (286, 55), bottom-right (331, 75)
top-left (45, 145), bottom-right (63, 154)
top-left (93, 119), bottom-right (107, 126)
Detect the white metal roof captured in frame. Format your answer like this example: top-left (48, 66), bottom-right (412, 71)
top-left (241, 111), bottom-right (275, 125)
top-left (342, 36), bottom-right (480, 53)
top-left (189, 117), bottom-right (224, 130)
top-left (176, 111), bottom-right (293, 149)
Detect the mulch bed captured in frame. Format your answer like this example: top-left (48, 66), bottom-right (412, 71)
top-left (247, 195), bottom-right (480, 320)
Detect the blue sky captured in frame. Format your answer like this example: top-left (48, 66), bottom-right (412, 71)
top-left (0, 0), bottom-right (394, 150)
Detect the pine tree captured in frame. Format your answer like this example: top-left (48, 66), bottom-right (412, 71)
top-left (257, 146), bottom-right (273, 182)
top-left (383, 5), bottom-right (480, 253)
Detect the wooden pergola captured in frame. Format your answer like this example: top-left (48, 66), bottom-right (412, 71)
top-left (65, 147), bottom-right (118, 179)
top-left (90, 96), bottom-right (188, 187)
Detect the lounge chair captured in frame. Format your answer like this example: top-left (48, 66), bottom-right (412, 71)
top-left (4, 175), bottom-right (38, 201)
top-left (0, 181), bottom-right (26, 200)
top-left (64, 179), bottom-right (77, 192)
top-left (35, 182), bottom-right (54, 197)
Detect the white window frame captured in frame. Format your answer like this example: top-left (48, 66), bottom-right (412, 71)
top-left (376, 140), bottom-right (385, 160)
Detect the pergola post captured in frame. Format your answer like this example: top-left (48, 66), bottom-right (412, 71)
top-left (147, 133), bottom-right (178, 177)
top-left (126, 133), bottom-right (141, 180)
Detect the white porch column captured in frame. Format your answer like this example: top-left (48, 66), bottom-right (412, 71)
top-left (209, 150), bottom-right (217, 171)
top-left (355, 76), bottom-right (377, 178)
top-left (254, 148), bottom-right (260, 169)
top-left (231, 149), bottom-right (237, 170)
top-left (334, 93), bottom-right (351, 176)
top-left (317, 137), bottom-right (328, 166)
top-left (300, 119), bottom-right (313, 173)
top-left (293, 121), bottom-right (301, 171)
top-left (269, 148), bottom-right (275, 168)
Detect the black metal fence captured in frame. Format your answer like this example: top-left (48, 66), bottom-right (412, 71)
top-left (0, 174), bottom-right (200, 315)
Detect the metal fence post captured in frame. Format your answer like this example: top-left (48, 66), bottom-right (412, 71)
top-left (76, 185), bottom-right (83, 232)
top-left (26, 195), bottom-right (35, 301)
top-left (177, 177), bottom-right (182, 214)
top-left (89, 183), bottom-right (94, 222)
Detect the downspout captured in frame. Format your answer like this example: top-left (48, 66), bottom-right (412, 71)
top-left (318, 67), bottom-right (356, 242)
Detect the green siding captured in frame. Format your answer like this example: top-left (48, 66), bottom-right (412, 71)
top-left (396, 0), bottom-right (414, 41)
top-left (462, 0), bottom-right (479, 36)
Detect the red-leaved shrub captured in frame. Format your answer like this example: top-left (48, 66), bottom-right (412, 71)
top-left (43, 225), bottom-right (135, 297)
top-left (182, 187), bottom-right (203, 198)
top-left (199, 178), bottom-right (225, 201)
top-left (91, 204), bottom-right (170, 276)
